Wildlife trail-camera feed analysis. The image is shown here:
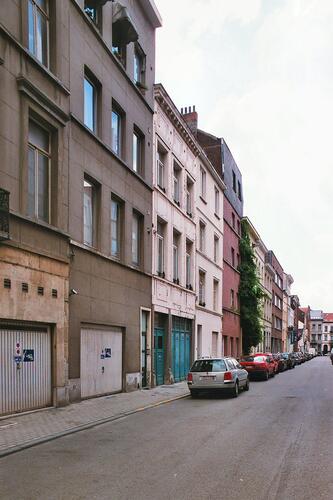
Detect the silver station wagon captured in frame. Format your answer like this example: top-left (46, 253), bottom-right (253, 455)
top-left (187, 357), bottom-right (250, 398)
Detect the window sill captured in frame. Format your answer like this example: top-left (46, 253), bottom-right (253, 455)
top-left (214, 213), bottom-right (220, 220)
top-left (199, 195), bottom-right (207, 205)
top-left (11, 211), bottom-right (70, 238)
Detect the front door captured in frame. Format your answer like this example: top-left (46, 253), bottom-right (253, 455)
top-left (154, 327), bottom-right (164, 385)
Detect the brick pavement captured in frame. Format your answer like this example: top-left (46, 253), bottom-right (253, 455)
top-left (0, 382), bottom-right (189, 457)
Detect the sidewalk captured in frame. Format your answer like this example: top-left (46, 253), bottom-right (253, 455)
top-left (0, 382), bottom-right (189, 457)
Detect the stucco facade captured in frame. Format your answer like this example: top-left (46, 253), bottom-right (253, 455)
top-left (0, 0), bottom-right (162, 412)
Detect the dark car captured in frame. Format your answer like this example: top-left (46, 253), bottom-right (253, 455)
top-left (276, 354), bottom-right (288, 372)
top-left (280, 352), bottom-right (295, 369)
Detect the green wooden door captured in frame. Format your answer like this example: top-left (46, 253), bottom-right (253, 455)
top-left (154, 327), bottom-right (165, 385)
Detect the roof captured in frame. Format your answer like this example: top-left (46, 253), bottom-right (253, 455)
top-left (323, 313), bottom-right (333, 322)
top-left (299, 307), bottom-right (307, 313)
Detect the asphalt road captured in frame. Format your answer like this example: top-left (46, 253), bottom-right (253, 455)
top-left (1, 357), bottom-right (333, 500)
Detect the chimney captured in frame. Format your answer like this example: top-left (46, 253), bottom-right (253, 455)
top-left (181, 105), bottom-right (198, 136)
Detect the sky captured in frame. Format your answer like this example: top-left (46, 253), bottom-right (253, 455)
top-left (154, 0), bottom-right (333, 311)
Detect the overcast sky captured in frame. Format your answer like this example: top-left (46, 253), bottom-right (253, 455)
top-left (154, 0), bottom-right (333, 312)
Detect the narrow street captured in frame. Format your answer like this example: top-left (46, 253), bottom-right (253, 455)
top-left (0, 357), bottom-right (332, 500)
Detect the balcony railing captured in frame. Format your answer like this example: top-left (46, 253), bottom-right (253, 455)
top-left (0, 188), bottom-right (9, 241)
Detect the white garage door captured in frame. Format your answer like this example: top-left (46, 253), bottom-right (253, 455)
top-left (0, 325), bottom-right (52, 416)
top-left (81, 328), bottom-right (122, 398)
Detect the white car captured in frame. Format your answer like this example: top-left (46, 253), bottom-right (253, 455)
top-left (187, 357), bottom-right (250, 398)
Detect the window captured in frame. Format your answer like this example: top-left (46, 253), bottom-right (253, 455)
top-left (212, 332), bottom-right (218, 357)
top-left (83, 177), bottom-right (97, 247)
top-left (173, 162), bottom-right (181, 205)
top-left (200, 167), bottom-right (206, 199)
top-left (156, 146), bottom-right (166, 191)
top-left (214, 187), bottom-right (220, 216)
top-left (156, 220), bottom-right (165, 276)
top-left (324, 326), bottom-right (328, 332)
top-left (111, 105), bottom-right (123, 157)
top-left (186, 240), bottom-right (192, 289)
top-left (186, 177), bottom-right (193, 216)
top-left (238, 181), bottom-right (242, 201)
top-left (199, 221), bottom-right (206, 253)
top-left (134, 44), bottom-right (146, 87)
top-left (84, 76), bottom-right (96, 132)
top-left (237, 220), bottom-right (240, 234)
top-left (199, 270), bottom-right (206, 306)
top-left (173, 230), bottom-right (180, 283)
top-left (133, 129), bottom-right (143, 174)
top-left (231, 247), bottom-right (235, 267)
top-left (84, 1), bottom-right (100, 26)
top-left (132, 211), bottom-right (142, 266)
top-left (232, 170), bottom-right (236, 192)
top-left (232, 212), bottom-right (235, 229)
top-left (237, 253), bottom-right (240, 268)
top-left (28, 120), bottom-right (51, 222)
top-left (28, 0), bottom-right (49, 66)
top-left (213, 279), bottom-right (219, 311)
top-left (230, 289), bottom-right (235, 309)
top-left (214, 235), bottom-right (219, 263)
top-left (324, 334), bottom-right (327, 341)
top-left (111, 197), bottom-right (122, 258)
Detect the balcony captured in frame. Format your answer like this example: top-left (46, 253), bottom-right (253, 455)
top-left (0, 188), bottom-right (9, 241)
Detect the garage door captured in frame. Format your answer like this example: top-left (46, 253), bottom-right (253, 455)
top-left (81, 328), bottom-right (122, 398)
top-left (0, 325), bottom-right (52, 416)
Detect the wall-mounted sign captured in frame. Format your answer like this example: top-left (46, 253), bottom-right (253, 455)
top-left (105, 348), bottom-right (112, 358)
top-left (23, 349), bottom-right (34, 362)
top-left (14, 355), bottom-right (22, 363)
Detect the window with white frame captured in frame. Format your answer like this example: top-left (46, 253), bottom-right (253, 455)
top-left (133, 128), bottom-right (144, 174)
top-left (199, 221), bottom-right (206, 253)
top-left (84, 75), bottom-right (97, 132)
top-left (173, 230), bottom-right (180, 283)
top-left (132, 211), bottom-right (142, 266)
top-left (186, 240), bottom-right (192, 289)
top-left (186, 176), bottom-right (193, 217)
top-left (83, 177), bottom-right (97, 247)
top-left (214, 187), bottom-right (220, 216)
top-left (212, 332), bottom-right (218, 357)
top-left (199, 270), bottom-right (206, 306)
top-left (28, 0), bottom-right (49, 66)
top-left (214, 235), bottom-right (219, 263)
top-left (111, 197), bottom-right (122, 258)
top-left (200, 167), bottom-right (206, 199)
top-left (156, 220), bottom-right (165, 276)
top-left (213, 279), bottom-right (219, 311)
top-left (111, 104), bottom-right (123, 157)
top-left (173, 162), bottom-right (181, 205)
top-left (134, 43), bottom-right (146, 87)
top-left (28, 120), bottom-right (51, 223)
top-left (230, 289), bottom-right (235, 309)
top-left (156, 146), bottom-right (166, 191)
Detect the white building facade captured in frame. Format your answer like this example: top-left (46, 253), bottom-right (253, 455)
top-left (152, 84), bottom-right (198, 385)
top-left (195, 152), bottom-right (225, 359)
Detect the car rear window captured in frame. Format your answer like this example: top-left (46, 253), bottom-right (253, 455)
top-left (241, 356), bottom-right (255, 362)
top-left (191, 359), bottom-right (227, 372)
top-left (253, 356), bottom-right (267, 363)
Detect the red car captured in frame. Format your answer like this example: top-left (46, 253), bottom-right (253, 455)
top-left (240, 354), bottom-right (275, 380)
top-left (255, 352), bottom-right (279, 374)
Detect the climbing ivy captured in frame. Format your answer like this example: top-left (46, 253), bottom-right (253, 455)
top-left (239, 219), bottom-right (266, 355)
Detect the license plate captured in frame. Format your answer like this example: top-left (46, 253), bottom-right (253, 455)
top-left (246, 365), bottom-right (253, 369)
top-left (200, 375), bottom-right (216, 380)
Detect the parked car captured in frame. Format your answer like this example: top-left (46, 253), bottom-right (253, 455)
top-left (280, 352), bottom-right (295, 369)
top-left (255, 352), bottom-right (279, 374)
top-left (187, 357), bottom-right (249, 398)
top-left (291, 352), bottom-right (301, 365)
top-left (276, 354), bottom-right (288, 372)
top-left (240, 354), bottom-right (275, 380)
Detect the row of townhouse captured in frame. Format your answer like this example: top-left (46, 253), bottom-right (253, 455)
top-left (0, 0), bottom-right (308, 418)
top-left (303, 309), bottom-right (333, 355)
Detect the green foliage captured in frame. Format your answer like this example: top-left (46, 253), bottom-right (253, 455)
top-left (239, 219), bottom-right (266, 354)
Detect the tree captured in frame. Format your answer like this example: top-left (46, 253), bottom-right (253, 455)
top-left (239, 219), bottom-right (266, 354)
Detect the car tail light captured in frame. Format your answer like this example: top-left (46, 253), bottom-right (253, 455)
top-left (224, 371), bottom-right (233, 381)
top-left (187, 373), bottom-right (193, 382)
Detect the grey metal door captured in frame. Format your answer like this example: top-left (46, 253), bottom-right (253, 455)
top-left (0, 325), bottom-right (52, 416)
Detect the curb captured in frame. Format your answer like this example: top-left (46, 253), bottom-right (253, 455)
top-left (0, 392), bottom-right (189, 459)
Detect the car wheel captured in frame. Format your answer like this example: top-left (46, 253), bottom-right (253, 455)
top-left (190, 389), bottom-right (199, 398)
top-left (232, 381), bottom-right (239, 398)
top-left (264, 371), bottom-right (269, 381)
top-left (244, 379), bottom-right (250, 391)
top-left (271, 370), bottom-right (275, 377)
